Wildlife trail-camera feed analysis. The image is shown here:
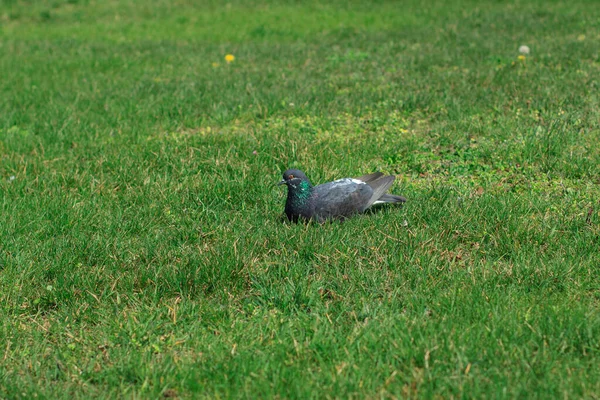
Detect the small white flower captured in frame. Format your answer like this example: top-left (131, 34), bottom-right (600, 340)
top-left (9, 176), bottom-right (15, 181)
top-left (519, 45), bottom-right (530, 55)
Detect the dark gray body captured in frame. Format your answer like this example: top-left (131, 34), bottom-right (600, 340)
top-left (311, 178), bottom-right (373, 221)
top-left (281, 170), bottom-right (406, 222)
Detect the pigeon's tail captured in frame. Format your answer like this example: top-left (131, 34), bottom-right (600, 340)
top-left (365, 175), bottom-right (396, 208)
top-left (374, 194), bottom-right (407, 204)
top-left (364, 174), bottom-right (407, 208)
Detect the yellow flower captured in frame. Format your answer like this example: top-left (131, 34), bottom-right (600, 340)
top-left (225, 54), bottom-right (235, 63)
top-left (577, 34), bottom-right (586, 41)
top-left (518, 55), bottom-right (526, 61)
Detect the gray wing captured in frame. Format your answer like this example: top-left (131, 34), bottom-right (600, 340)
top-left (354, 172), bottom-right (384, 183)
top-left (312, 178), bottom-right (373, 221)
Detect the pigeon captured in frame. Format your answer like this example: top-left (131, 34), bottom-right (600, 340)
top-left (278, 169), bottom-right (406, 222)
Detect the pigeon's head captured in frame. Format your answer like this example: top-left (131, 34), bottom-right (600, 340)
top-left (279, 169), bottom-right (310, 187)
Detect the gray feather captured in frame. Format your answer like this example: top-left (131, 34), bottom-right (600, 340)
top-left (312, 179), bottom-right (372, 221)
top-left (354, 172), bottom-right (384, 183)
top-left (365, 176), bottom-right (396, 208)
top-left (377, 193), bottom-right (407, 204)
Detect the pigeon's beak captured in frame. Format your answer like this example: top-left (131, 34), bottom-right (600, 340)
top-left (277, 179), bottom-right (286, 186)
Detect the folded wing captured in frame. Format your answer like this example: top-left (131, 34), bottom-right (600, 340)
top-left (312, 178), bottom-right (373, 220)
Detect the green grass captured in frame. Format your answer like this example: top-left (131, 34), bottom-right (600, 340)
top-left (1, 0), bottom-right (600, 398)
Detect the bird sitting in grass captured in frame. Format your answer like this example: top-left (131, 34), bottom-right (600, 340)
top-left (278, 169), bottom-right (406, 222)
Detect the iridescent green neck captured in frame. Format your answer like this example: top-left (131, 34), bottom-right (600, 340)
top-left (296, 180), bottom-right (311, 199)
top-left (288, 180), bottom-right (312, 206)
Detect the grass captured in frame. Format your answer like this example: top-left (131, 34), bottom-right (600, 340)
top-left (1, 0), bottom-right (600, 398)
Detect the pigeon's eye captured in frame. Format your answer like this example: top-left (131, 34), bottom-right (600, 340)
top-left (288, 174), bottom-right (294, 179)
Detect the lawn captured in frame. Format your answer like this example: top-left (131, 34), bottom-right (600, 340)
top-left (1, 0), bottom-right (600, 398)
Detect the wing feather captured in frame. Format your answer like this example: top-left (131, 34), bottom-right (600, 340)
top-left (312, 179), bottom-right (373, 220)
top-left (365, 176), bottom-right (396, 208)
top-left (354, 172), bottom-right (384, 183)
